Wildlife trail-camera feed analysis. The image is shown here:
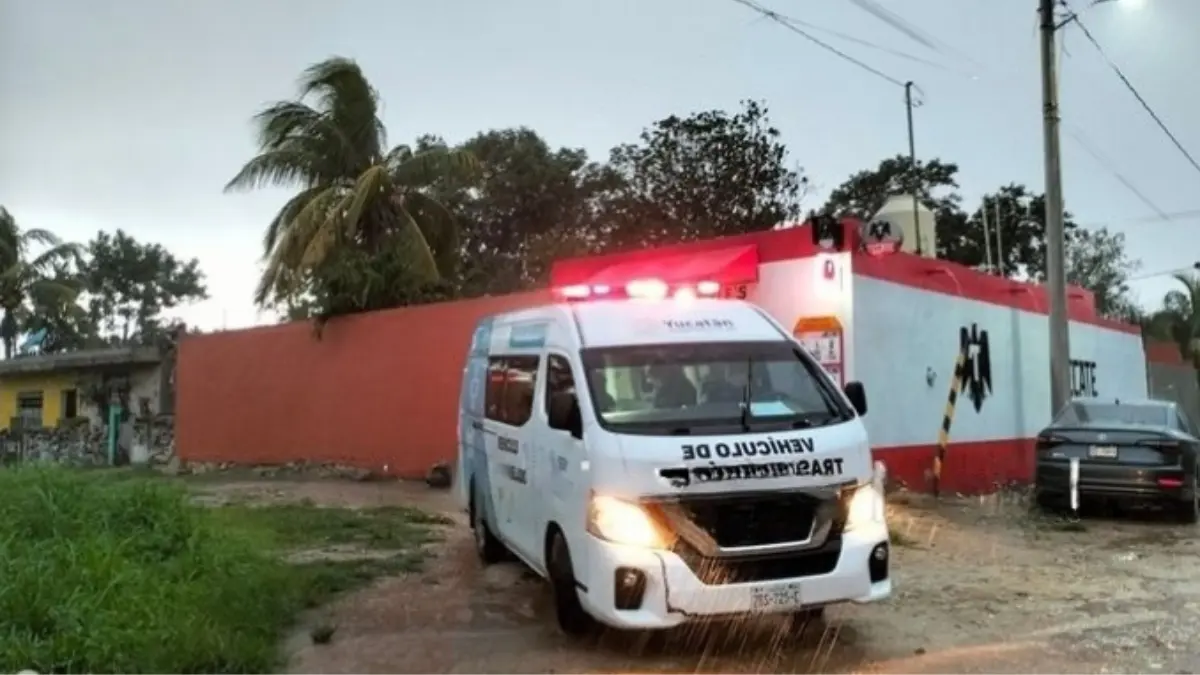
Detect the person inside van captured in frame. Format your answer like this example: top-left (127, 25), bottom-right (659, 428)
top-left (700, 363), bottom-right (742, 405)
top-left (592, 370), bottom-right (616, 413)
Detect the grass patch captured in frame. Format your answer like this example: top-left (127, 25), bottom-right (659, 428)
top-left (0, 466), bottom-right (443, 673)
top-left (209, 502), bottom-right (450, 608)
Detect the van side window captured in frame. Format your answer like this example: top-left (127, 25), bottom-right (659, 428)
top-left (485, 355), bottom-right (540, 427)
top-left (545, 354), bottom-right (576, 413)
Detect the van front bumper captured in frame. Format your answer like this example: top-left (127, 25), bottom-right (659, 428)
top-left (577, 525), bottom-right (892, 630)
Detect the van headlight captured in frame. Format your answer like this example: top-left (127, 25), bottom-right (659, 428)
top-left (587, 494), bottom-right (671, 549)
top-left (845, 483), bottom-right (886, 530)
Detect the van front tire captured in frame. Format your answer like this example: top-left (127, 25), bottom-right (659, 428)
top-left (470, 483), bottom-right (506, 565)
top-left (547, 531), bottom-right (594, 636)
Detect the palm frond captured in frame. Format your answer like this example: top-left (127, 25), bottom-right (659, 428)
top-left (26, 277), bottom-right (80, 303)
top-left (20, 228), bottom-right (61, 248)
top-left (403, 190), bottom-right (460, 278)
top-left (253, 101), bottom-right (326, 151)
top-left (262, 186), bottom-right (328, 256)
top-left (389, 146), bottom-right (478, 186)
top-left (334, 165), bottom-right (392, 244)
top-left (29, 242), bottom-right (82, 270)
top-left (224, 148), bottom-right (323, 193)
top-left (269, 186), bottom-right (345, 275)
top-left (297, 57), bottom-right (385, 166)
top-left (395, 207), bottom-right (441, 284)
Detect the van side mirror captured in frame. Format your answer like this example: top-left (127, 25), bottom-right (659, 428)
top-left (549, 392), bottom-right (583, 439)
top-left (844, 381), bottom-right (868, 416)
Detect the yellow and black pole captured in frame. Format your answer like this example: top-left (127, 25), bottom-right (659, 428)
top-left (933, 349), bottom-right (968, 498)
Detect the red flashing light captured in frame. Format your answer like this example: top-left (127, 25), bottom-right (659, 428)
top-left (555, 278), bottom-right (731, 302)
top-left (626, 278), bottom-right (670, 300)
top-left (560, 284), bottom-right (591, 299)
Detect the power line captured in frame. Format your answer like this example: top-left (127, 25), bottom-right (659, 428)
top-left (729, 0), bottom-right (907, 87)
top-left (843, 0), bottom-right (985, 71)
top-left (1077, 208), bottom-right (1200, 230)
top-left (732, 0), bottom-right (1198, 234)
top-left (1063, 125), bottom-right (1173, 223)
top-left (1061, 0), bottom-right (1200, 180)
top-left (760, 8), bottom-right (971, 76)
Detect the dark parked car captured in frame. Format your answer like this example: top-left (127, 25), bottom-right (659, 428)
top-left (1034, 398), bottom-right (1200, 522)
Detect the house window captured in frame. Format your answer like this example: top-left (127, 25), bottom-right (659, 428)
top-left (16, 391), bottom-right (44, 429)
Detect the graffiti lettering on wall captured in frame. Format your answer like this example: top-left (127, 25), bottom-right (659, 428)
top-left (959, 324), bottom-right (993, 413)
top-left (1070, 359), bottom-right (1099, 398)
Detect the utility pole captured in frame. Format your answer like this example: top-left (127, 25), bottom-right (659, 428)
top-left (1040, 0), bottom-right (1071, 415)
top-left (905, 81), bottom-right (923, 257)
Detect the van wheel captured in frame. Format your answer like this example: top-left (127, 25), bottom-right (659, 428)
top-left (470, 484), bottom-right (506, 565)
top-left (547, 531), bottom-right (594, 636)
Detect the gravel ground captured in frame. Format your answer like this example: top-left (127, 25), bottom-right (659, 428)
top-left (194, 479), bottom-right (1200, 674)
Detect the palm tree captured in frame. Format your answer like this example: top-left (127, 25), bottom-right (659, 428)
top-left (225, 57), bottom-right (475, 310)
top-left (0, 208), bottom-right (84, 358)
top-left (1145, 273), bottom-right (1200, 367)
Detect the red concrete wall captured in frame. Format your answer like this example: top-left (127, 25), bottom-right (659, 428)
top-left (176, 291), bottom-right (550, 477)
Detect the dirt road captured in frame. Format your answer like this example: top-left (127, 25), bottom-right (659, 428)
top-left (200, 479), bottom-right (1200, 673)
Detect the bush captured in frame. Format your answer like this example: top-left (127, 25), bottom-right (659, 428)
top-left (0, 466), bottom-right (305, 673)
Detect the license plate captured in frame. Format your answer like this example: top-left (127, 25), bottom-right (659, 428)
top-left (1089, 445), bottom-right (1118, 459)
top-left (750, 583), bottom-right (805, 611)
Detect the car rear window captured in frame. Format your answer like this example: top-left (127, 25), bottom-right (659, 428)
top-left (1054, 401), bottom-right (1168, 427)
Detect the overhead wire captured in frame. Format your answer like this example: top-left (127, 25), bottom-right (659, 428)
top-left (1063, 125), bottom-right (1173, 223)
top-left (843, 0), bottom-right (986, 71)
top-left (728, 0), bottom-right (907, 88)
top-left (759, 7), bottom-right (971, 76)
top-left (731, 0), bottom-right (1196, 229)
top-left (1060, 0), bottom-right (1200, 180)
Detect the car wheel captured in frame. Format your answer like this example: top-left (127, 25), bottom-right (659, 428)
top-left (547, 531), bottom-right (594, 636)
top-left (471, 482), bottom-right (506, 564)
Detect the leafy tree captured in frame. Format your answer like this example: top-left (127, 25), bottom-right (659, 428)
top-left (821, 155), bottom-right (962, 220)
top-left (946, 184), bottom-right (1081, 280)
top-left (225, 57), bottom-right (475, 318)
top-left (0, 208), bottom-right (83, 358)
top-left (1063, 226), bottom-right (1139, 319)
top-left (1145, 274), bottom-right (1200, 367)
top-left (23, 259), bottom-right (94, 354)
top-left (420, 129), bottom-right (617, 296)
top-left (81, 230), bottom-right (207, 344)
top-left (602, 100), bottom-right (807, 247)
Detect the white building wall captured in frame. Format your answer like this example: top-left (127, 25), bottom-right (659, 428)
top-left (743, 252), bottom-right (857, 381)
top-left (851, 275), bottom-right (1148, 449)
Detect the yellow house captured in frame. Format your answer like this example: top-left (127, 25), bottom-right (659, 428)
top-left (0, 347), bottom-right (167, 430)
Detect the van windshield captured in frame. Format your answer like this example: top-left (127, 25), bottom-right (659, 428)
top-left (580, 341), bottom-right (851, 435)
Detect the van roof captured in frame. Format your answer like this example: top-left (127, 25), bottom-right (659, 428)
top-left (568, 298), bottom-right (787, 348)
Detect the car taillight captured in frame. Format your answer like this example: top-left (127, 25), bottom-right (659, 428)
top-left (1136, 438), bottom-right (1181, 451)
top-left (1036, 434), bottom-right (1067, 450)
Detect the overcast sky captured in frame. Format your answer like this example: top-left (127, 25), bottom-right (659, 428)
top-left (2, 0), bottom-right (1197, 330)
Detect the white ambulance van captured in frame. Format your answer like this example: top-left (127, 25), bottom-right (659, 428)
top-left (456, 280), bottom-right (890, 635)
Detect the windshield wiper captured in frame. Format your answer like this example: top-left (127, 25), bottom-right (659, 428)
top-left (739, 355), bottom-right (753, 432)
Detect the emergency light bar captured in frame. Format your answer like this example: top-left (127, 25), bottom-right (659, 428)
top-left (555, 278), bottom-right (723, 302)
